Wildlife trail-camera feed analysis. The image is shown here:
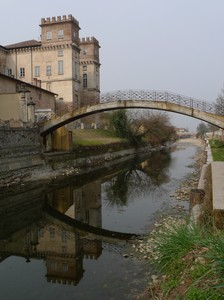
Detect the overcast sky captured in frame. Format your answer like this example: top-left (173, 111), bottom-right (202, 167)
top-left (1, 0), bottom-right (224, 130)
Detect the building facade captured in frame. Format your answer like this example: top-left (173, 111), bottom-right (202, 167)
top-left (0, 73), bottom-right (56, 123)
top-left (0, 14), bottom-right (101, 115)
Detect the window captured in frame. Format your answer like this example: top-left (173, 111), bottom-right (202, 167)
top-left (58, 50), bottom-right (63, 57)
top-left (49, 227), bottom-right (55, 239)
top-left (96, 67), bottom-right (99, 89)
top-left (46, 32), bottom-right (52, 40)
top-left (46, 82), bottom-right (51, 91)
top-left (62, 246), bottom-right (67, 253)
top-left (57, 30), bottom-right (64, 38)
top-left (85, 210), bottom-right (89, 223)
top-left (75, 94), bottom-right (79, 109)
top-left (82, 49), bottom-right (87, 55)
top-left (50, 261), bottom-right (57, 271)
top-left (46, 65), bottom-right (52, 76)
top-left (61, 230), bottom-right (67, 243)
top-left (75, 61), bottom-right (78, 78)
top-left (34, 66), bottom-right (40, 77)
top-left (58, 60), bottom-right (64, 75)
top-left (83, 73), bottom-right (87, 88)
top-left (83, 65), bottom-right (87, 71)
top-left (7, 69), bottom-right (12, 76)
top-left (62, 263), bottom-right (68, 272)
top-left (20, 68), bottom-right (25, 77)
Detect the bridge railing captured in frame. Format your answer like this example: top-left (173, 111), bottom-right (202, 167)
top-left (100, 90), bottom-right (221, 115)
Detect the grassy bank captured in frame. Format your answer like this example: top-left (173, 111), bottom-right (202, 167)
top-left (144, 138), bottom-right (224, 299)
top-left (71, 129), bottom-right (133, 158)
top-left (148, 217), bottom-right (224, 299)
top-left (72, 129), bottom-right (127, 147)
top-left (209, 139), bottom-right (224, 161)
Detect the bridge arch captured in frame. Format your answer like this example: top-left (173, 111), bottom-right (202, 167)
top-left (39, 90), bottom-right (224, 136)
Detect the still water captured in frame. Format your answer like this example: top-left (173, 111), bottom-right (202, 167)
top-left (0, 142), bottom-right (199, 300)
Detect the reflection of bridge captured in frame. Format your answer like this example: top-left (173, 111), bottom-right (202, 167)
top-left (40, 89), bottom-right (224, 137)
top-left (45, 203), bottom-right (137, 241)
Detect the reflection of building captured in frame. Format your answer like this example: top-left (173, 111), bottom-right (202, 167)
top-left (0, 178), bottom-right (103, 286)
top-left (47, 181), bottom-right (102, 228)
top-left (0, 219), bottom-right (102, 286)
top-left (72, 180), bottom-right (102, 227)
top-left (82, 238), bottom-right (102, 260)
top-left (37, 224), bottom-right (84, 285)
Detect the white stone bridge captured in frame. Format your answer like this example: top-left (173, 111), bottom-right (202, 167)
top-left (39, 89), bottom-right (224, 137)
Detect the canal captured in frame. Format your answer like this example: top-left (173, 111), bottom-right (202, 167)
top-left (0, 140), bottom-right (201, 299)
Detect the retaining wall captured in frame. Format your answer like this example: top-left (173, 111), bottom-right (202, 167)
top-left (0, 127), bottom-right (44, 175)
top-left (190, 140), bottom-right (213, 224)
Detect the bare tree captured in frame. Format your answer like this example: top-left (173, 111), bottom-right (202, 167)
top-left (129, 111), bottom-right (177, 147)
top-left (196, 122), bottom-right (208, 138)
top-left (215, 86), bottom-right (224, 115)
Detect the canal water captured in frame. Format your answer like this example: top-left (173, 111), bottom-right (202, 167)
top-left (0, 141), bottom-right (199, 300)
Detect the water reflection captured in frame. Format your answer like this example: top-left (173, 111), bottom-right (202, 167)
top-left (0, 150), bottom-right (172, 290)
top-left (104, 151), bottom-right (171, 206)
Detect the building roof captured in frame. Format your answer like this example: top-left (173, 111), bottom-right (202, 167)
top-left (0, 73), bottom-right (57, 96)
top-left (4, 39), bottom-right (41, 49)
top-left (0, 45), bottom-right (7, 51)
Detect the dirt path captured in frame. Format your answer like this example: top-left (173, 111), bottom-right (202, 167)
top-left (176, 137), bottom-right (204, 147)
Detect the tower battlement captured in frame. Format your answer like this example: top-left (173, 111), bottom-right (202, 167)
top-left (41, 14), bottom-right (79, 26)
top-left (80, 37), bottom-right (99, 45)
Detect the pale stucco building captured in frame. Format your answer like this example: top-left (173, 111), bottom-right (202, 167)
top-left (0, 73), bottom-right (56, 123)
top-left (0, 14), bottom-right (101, 115)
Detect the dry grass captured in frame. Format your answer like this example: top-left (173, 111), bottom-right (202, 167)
top-left (72, 129), bottom-right (126, 146)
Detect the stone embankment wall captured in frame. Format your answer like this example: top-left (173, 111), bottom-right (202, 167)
top-left (190, 140), bottom-right (213, 224)
top-left (0, 122), bottom-right (153, 182)
top-left (0, 124), bottom-right (44, 177)
top-left (44, 146), bottom-right (152, 174)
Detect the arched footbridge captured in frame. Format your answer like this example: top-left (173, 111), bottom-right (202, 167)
top-left (39, 90), bottom-right (224, 136)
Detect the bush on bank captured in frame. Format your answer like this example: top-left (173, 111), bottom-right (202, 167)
top-left (149, 218), bottom-right (224, 299)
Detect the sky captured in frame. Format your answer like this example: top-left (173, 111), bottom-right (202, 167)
top-left (1, 0), bottom-right (224, 130)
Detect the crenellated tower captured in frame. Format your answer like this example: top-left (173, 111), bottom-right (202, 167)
top-left (79, 37), bottom-right (101, 108)
top-left (39, 15), bottom-right (81, 114)
top-left (40, 14), bottom-right (80, 47)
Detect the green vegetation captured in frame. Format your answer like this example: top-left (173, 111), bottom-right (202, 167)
top-left (209, 139), bottom-right (224, 161)
top-left (72, 110), bottom-right (177, 150)
top-left (154, 222), bottom-right (202, 270)
top-left (151, 219), bottom-right (224, 299)
top-left (109, 110), bottom-right (132, 139)
top-left (72, 128), bottom-right (127, 147)
top-left (109, 109), bottom-right (177, 147)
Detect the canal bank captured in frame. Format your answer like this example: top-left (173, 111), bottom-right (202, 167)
top-left (0, 143), bottom-right (156, 188)
top-left (131, 138), bottom-right (224, 299)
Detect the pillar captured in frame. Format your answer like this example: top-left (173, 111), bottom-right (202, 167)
top-left (27, 98), bottom-right (36, 123)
